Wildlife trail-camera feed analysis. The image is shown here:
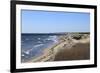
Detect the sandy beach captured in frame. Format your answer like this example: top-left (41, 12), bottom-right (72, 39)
top-left (54, 42), bottom-right (90, 61)
top-left (26, 33), bottom-right (90, 62)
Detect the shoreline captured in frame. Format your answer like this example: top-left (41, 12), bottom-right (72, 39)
top-left (23, 33), bottom-right (90, 63)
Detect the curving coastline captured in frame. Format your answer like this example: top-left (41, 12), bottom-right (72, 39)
top-left (27, 33), bottom-right (90, 63)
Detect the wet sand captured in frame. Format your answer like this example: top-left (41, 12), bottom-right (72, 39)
top-left (54, 43), bottom-right (90, 61)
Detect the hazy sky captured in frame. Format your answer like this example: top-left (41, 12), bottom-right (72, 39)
top-left (21, 10), bottom-right (90, 33)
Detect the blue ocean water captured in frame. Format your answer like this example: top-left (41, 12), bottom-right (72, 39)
top-left (21, 34), bottom-right (61, 62)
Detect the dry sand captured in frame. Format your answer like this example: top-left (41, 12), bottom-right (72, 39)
top-left (54, 42), bottom-right (90, 61)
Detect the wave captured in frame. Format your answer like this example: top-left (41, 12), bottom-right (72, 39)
top-left (22, 43), bottom-right (44, 56)
top-left (22, 54), bottom-right (25, 57)
top-left (37, 41), bottom-right (42, 43)
top-left (34, 44), bottom-right (44, 48)
top-left (48, 36), bottom-right (58, 43)
top-left (37, 38), bottom-right (41, 40)
top-left (25, 38), bottom-right (29, 40)
top-left (24, 51), bottom-right (30, 55)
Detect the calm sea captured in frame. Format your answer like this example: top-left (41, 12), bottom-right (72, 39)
top-left (21, 34), bottom-right (63, 62)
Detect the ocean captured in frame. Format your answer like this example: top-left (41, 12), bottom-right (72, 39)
top-left (21, 34), bottom-right (62, 63)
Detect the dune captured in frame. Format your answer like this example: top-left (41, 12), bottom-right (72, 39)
top-left (54, 42), bottom-right (90, 61)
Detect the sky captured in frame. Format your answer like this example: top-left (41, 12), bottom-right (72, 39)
top-left (21, 10), bottom-right (90, 33)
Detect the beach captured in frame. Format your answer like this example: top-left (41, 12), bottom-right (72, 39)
top-left (54, 42), bottom-right (90, 61)
top-left (53, 33), bottom-right (90, 61)
top-left (25, 33), bottom-right (90, 62)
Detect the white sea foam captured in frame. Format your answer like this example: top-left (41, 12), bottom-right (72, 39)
top-left (45, 36), bottom-right (57, 40)
top-left (22, 54), bottom-right (25, 57)
top-left (34, 44), bottom-right (44, 48)
top-left (37, 38), bottom-right (41, 40)
top-left (53, 39), bottom-right (58, 43)
top-left (23, 43), bottom-right (44, 55)
top-left (49, 36), bottom-right (58, 43)
top-left (25, 51), bottom-right (30, 55)
top-left (37, 41), bottom-right (42, 43)
top-left (46, 38), bottom-right (51, 41)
